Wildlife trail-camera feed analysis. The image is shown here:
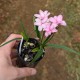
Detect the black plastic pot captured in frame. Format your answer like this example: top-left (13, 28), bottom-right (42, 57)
top-left (16, 38), bottom-right (45, 68)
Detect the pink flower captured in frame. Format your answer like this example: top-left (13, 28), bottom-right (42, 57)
top-left (34, 10), bottom-right (50, 20)
top-left (34, 18), bottom-right (42, 31)
top-left (49, 15), bottom-right (67, 26)
top-left (34, 10), bottom-right (50, 31)
top-left (34, 10), bottom-right (67, 33)
top-left (43, 23), bottom-right (58, 37)
top-left (34, 18), bottom-right (49, 31)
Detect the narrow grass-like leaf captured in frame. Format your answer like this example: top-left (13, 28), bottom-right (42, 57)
top-left (20, 20), bottom-right (29, 41)
top-left (0, 38), bottom-right (21, 47)
top-left (21, 32), bottom-right (28, 40)
top-left (33, 16), bottom-right (35, 25)
top-left (31, 47), bottom-right (43, 63)
top-left (35, 26), bottom-right (41, 39)
top-left (42, 35), bottom-right (51, 47)
top-left (46, 44), bottom-right (80, 55)
top-left (33, 17), bottom-right (41, 39)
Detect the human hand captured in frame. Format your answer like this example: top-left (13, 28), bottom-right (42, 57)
top-left (0, 34), bottom-right (37, 80)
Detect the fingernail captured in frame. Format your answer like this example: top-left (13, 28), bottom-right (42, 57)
top-left (31, 69), bottom-right (37, 75)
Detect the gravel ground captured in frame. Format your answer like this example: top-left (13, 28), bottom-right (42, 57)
top-left (0, 0), bottom-right (80, 80)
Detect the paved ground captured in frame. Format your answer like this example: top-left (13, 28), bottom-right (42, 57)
top-left (0, 0), bottom-right (80, 80)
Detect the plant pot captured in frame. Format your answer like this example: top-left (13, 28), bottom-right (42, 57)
top-left (16, 38), bottom-right (45, 68)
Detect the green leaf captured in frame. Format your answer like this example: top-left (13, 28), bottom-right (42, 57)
top-left (32, 48), bottom-right (39, 52)
top-left (20, 19), bottom-right (29, 41)
top-left (33, 17), bottom-right (41, 39)
top-left (31, 47), bottom-right (43, 63)
top-left (42, 35), bottom-right (51, 47)
top-left (33, 16), bottom-right (35, 24)
top-left (35, 26), bottom-right (41, 39)
top-left (0, 38), bottom-right (21, 47)
top-left (46, 44), bottom-right (80, 55)
top-left (21, 32), bottom-right (28, 40)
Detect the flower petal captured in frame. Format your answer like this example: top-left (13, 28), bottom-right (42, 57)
top-left (49, 16), bottom-right (57, 23)
top-left (49, 17), bottom-right (54, 22)
top-left (35, 18), bottom-right (41, 22)
top-left (44, 10), bottom-right (50, 17)
top-left (39, 10), bottom-right (44, 18)
top-left (61, 21), bottom-right (67, 26)
top-left (42, 17), bottom-right (48, 23)
top-left (52, 28), bottom-right (58, 33)
top-left (47, 12), bottom-right (50, 17)
top-left (51, 23), bottom-right (58, 28)
top-left (38, 26), bottom-right (43, 31)
top-left (34, 14), bottom-right (40, 18)
top-left (34, 21), bottom-right (41, 26)
top-left (57, 15), bottom-right (63, 23)
top-left (45, 32), bottom-right (49, 37)
top-left (44, 10), bottom-right (48, 15)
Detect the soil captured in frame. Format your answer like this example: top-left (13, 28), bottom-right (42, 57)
top-left (0, 0), bottom-right (80, 80)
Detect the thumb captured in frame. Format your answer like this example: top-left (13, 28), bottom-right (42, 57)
top-left (1, 34), bottom-right (22, 52)
top-left (12, 67), bottom-right (37, 79)
top-left (4, 34), bottom-right (22, 48)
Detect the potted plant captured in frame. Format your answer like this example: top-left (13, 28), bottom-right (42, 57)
top-left (0, 10), bottom-right (80, 68)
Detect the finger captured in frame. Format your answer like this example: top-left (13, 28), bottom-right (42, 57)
top-left (11, 49), bottom-right (18, 59)
top-left (12, 67), bottom-right (37, 79)
top-left (12, 58), bottom-right (17, 66)
top-left (13, 41), bottom-right (20, 49)
top-left (5, 34), bottom-right (22, 48)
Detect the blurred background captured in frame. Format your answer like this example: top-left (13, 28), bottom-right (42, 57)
top-left (0, 0), bottom-right (80, 80)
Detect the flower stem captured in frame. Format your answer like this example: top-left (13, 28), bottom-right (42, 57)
top-left (41, 31), bottom-right (45, 43)
top-left (42, 33), bottom-right (54, 47)
top-left (47, 33), bottom-right (54, 42)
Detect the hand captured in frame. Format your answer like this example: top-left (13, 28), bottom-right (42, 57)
top-left (0, 34), bottom-right (37, 80)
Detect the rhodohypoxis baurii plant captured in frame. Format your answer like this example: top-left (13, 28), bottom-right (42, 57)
top-left (32, 10), bottom-right (80, 63)
top-left (0, 10), bottom-right (80, 66)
